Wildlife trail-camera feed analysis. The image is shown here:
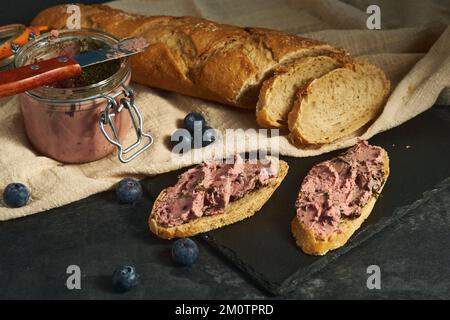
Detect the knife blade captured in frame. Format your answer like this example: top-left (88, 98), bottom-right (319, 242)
top-left (0, 37), bottom-right (148, 97)
top-left (74, 37), bottom-right (149, 68)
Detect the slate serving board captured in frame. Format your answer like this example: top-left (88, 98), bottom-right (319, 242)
top-left (146, 106), bottom-right (450, 295)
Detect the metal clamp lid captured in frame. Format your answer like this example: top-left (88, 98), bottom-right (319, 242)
top-left (0, 24), bottom-right (26, 69)
top-left (99, 84), bottom-right (153, 163)
top-left (1, 24), bottom-right (49, 70)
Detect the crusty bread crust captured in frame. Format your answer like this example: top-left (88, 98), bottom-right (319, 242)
top-left (291, 152), bottom-right (390, 255)
top-left (149, 160), bottom-right (289, 239)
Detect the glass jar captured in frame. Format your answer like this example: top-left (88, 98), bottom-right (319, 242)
top-left (14, 29), bottom-right (153, 163)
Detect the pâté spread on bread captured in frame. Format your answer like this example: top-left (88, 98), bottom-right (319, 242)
top-left (149, 156), bottom-right (289, 239)
top-left (295, 141), bottom-right (386, 239)
top-left (154, 155), bottom-right (279, 227)
top-left (291, 140), bottom-right (389, 255)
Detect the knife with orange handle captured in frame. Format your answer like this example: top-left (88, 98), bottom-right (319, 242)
top-left (0, 56), bottom-right (83, 97)
top-left (0, 25), bottom-right (49, 61)
top-left (0, 37), bottom-right (149, 97)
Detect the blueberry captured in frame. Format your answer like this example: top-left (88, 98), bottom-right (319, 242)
top-left (112, 265), bottom-right (139, 293)
top-left (3, 183), bottom-right (29, 208)
top-left (116, 178), bottom-right (143, 204)
top-left (171, 128), bottom-right (193, 153)
top-left (171, 238), bottom-right (199, 267)
top-left (183, 112), bottom-right (206, 133)
top-left (202, 126), bottom-right (217, 147)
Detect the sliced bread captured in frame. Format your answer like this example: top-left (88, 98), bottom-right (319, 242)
top-left (288, 60), bottom-right (390, 145)
top-left (149, 159), bottom-right (289, 239)
top-left (256, 55), bottom-right (347, 128)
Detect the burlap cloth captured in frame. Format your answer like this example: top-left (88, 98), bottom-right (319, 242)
top-left (1, 0), bottom-right (449, 220)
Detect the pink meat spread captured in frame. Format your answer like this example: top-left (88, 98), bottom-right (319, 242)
top-left (48, 29), bottom-right (60, 42)
top-left (118, 37), bottom-right (148, 53)
top-left (154, 155), bottom-right (279, 227)
top-left (296, 141), bottom-right (387, 240)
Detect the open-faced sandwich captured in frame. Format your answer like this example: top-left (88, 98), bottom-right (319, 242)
top-left (292, 141), bottom-right (390, 255)
top-left (149, 155), bottom-right (288, 239)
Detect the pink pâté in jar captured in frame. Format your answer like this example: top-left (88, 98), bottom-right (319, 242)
top-left (13, 29), bottom-right (153, 163)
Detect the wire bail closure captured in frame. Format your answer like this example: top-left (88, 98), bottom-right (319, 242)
top-left (99, 84), bottom-right (153, 163)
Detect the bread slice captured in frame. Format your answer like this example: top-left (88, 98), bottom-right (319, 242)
top-left (149, 160), bottom-right (289, 239)
top-left (288, 60), bottom-right (390, 145)
top-left (256, 55), bottom-right (346, 128)
top-left (291, 151), bottom-right (390, 255)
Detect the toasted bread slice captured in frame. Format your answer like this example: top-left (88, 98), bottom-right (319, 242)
top-left (256, 55), bottom-right (346, 128)
top-left (149, 160), bottom-right (289, 239)
top-left (292, 151), bottom-right (389, 255)
top-left (288, 60), bottom-right (390, 146)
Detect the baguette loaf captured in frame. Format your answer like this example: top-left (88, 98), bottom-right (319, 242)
top-left (32, 4), bottom-right (344, 109)
top-left (32, 4), bottom-right (389, 146)
top-left (292, 141), bottom-right (389, 255)
top-left (149, 159), bottom-right (288, 239)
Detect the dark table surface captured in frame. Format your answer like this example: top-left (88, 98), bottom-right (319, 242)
top-left (1, 105), bottom-right (450, 300)
top-left (1, 1), bottom-right (450, 300)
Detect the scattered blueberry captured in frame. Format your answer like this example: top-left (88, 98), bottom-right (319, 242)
top-left (171, 238), bottom-right (199, 267)
top-left (173, 112), bottom-right (216, 151)
top-left (202, 126), bottom-right (217, 147)
top-left (3, 183), bottom-right (29, 208)
top-left (171, 128), bottom-right (193, 153)
top-left (116, 178), bottom-right (143, 204)
top-left (183, 112), bottom-right (206, 133)
top-left (112, 265), bottom-right (139, 293)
